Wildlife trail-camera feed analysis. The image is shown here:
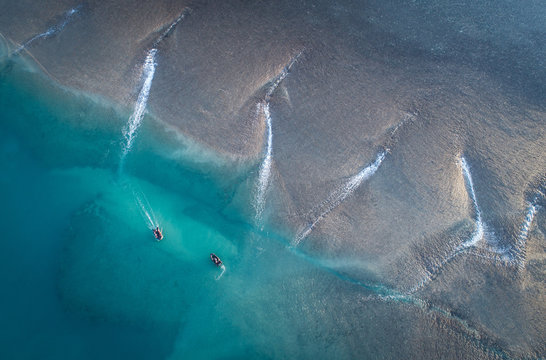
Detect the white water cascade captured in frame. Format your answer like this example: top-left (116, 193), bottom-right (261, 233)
top-left (294, 150), bottom-right (386, 246)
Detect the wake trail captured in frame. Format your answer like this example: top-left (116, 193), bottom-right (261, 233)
top-left (409, 160), bottom-right (543, 293)
top-left (254, 103), bottom-right (273, 223)
top-left (119, 48), bottom-right (157, 173)
top-left (215, 264), bottom-right (226, 280)
top-left (253, 51), bottom-right (303, 225)
top-left (513, 199), bottom-right (540, 270)
top-left (409, 157), bottom-right (490, 293)
top-left (118, 10), bottom-right (190, 174)
top-left (135, 193), bottom-right (158, 229)
top-left (12, 5), bottom-right (81, 55)
top-left (294, 150), bottom-right (386, 246)
top-left (458, 157), bottom-right (485, 248)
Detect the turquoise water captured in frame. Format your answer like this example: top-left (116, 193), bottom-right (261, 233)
top-left (0, 59), bottom-right (243, 358)
top-left (0, 57), bottom-right (370, 359)
top-left (0, 55), bottom-right (514, 360)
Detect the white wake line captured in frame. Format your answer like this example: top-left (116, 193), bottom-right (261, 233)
top-left (458, 156), bottom-right (486, 249)
top-left (215, 264), bottom-right (226, 280)
top-left (119, 48), bottom-right (157, 172)
top-left (409, 157), bottom-right (492, 293)
top-left (408, 159), bottom-right (543, 293)
top-left (254, 102), bottom-right (273, 223)
top-left (12, 5), bottom-right (80, 55)
top-left (294, 151), bottom-right (386, 246)
top-left (513, 201), bottom-right (540, 270)
top-left (134, 192), bottom-right (158, 229)
top-left (253, 51), bottom-right (303, 224)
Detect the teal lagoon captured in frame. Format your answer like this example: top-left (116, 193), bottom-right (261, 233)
top-left (0, 53), bottom-right (510, 360)
top-left (0, 56), bottom-right (371, 359)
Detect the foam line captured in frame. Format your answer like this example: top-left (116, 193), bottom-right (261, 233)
top-left (135, 194), bottom-right (157, 229)
top-left (119, 48), bottom-right (157, 172)
top-left (215, 264), bottom-right (226, 281)
top-left (294, 151), bottom-right (386, 245)
top-left (253, 51), bottom-right (303, 224)
top-left (254, 103), bottom-right (273, 223)
top-left (459, 157), bottom-right (485, 248)
top-left (131, 185), bottom-right (159, 229)
top-left (12, 5), bottom-right (80, 55)
top-left (513, 201), bottom-right (539, 270)
top-left (409, 165), bottom-right (544, 292)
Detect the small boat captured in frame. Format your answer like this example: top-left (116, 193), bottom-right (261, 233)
top-left (153, 227), bottom-right (163, 241)
top-left (210, 253), bottom-right (222, 267)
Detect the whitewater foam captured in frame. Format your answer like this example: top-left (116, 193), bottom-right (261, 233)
top-left (458, 157), bottom-right (486, 248)
top-left (513, 201), bottom-right (539, 270)
top-left (254, 103), bottom-right (273, 224)
top-left (134, 192), bottom-right (158, 230)
top-left (294, 151), bottom-right (386, 246)
top-left (119, 48), bottom-right (157, 172)
top-left (408, 161), bottom-right (543, 293)
top-left (215, 264), bottom-right (226, 280)
top-left (254, 51), bottom-right (303, 225)
top-left (12, 5), bottom-right (80, 55)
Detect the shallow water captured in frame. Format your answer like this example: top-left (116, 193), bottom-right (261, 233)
top-left (1, 27), bottom-right (544, 357)
top-left (0, 59), bottom-right (256, 358)
top-left (0, 54), bottom-right (371, 359)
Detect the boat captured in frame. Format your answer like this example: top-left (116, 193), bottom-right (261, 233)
top-left (153, 227), bottom-right (163, 241)
top-left (210, 253), bottom-right (222, 266)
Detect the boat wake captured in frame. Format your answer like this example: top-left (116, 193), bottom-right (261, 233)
top-left (215, 264), bottom-right (226, 281)
top-left (458, 157), bottom-right (488, 249)
top-left (119, 48), bottom-right (157, 173)
top-left (294, 150), bottom-right (386, 246)
top-left (512, 199), bottom-right (541, 270)
top-left (131, 186), bottom-right (159, 230)
top-left (253, 51), bottom-right (303, 225)
top-left (118, 10), bottom-right (191, 173)
top-left (12, 5), bottom-right (81, 56)
top-left (408, 158), bottom-right (543, 293)
top-left (254, 103), bottom-right (273, 224)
